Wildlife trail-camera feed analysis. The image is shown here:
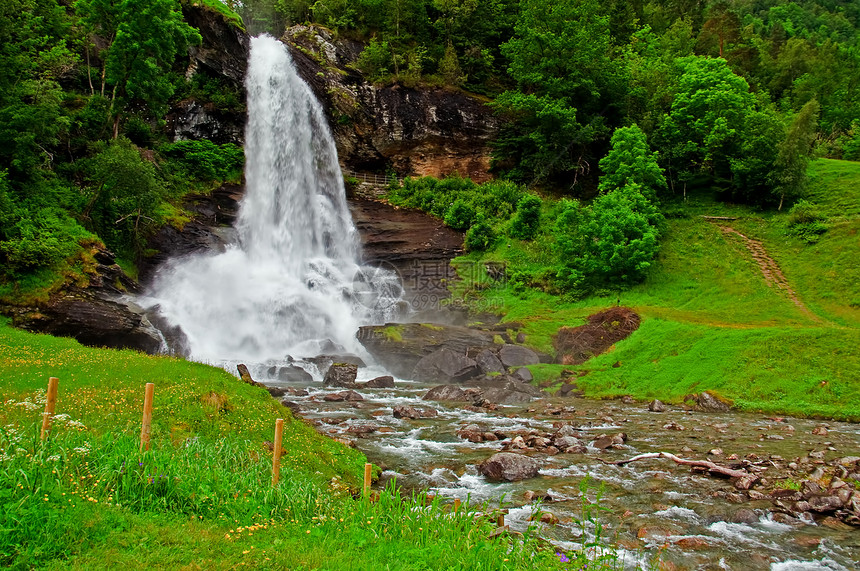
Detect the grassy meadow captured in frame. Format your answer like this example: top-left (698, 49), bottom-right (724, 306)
top-left (453, 159), bottom-right (860, 421)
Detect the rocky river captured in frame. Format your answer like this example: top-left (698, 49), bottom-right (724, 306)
top-left (243, 361), bottom-right (860, 571)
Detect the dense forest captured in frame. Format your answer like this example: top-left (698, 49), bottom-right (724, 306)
top-left (1, 0), bottom-right (858, 295)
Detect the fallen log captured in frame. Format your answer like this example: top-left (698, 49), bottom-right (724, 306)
top-left (599, 452), bottom-right (747, 479)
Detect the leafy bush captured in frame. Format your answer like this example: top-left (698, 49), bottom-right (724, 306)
top-left (389, 176), bottom-right (523, 227)
top-left (443, 199), bottom-right (477, 231)
top-left (508, 194), bottom-right (542, 240)
top-left (355, 38), bottom-right (392, 83)
top-left (787, 199), bottom-right (828, 243)
top-left (0, 209), bottom-right (88, 274)
top-left (787, 199), bottom-right (825, 225)
top-left (82, 138), bottom-right (167, 255)
top-left (465, 218), bottom-right (496, 252)
top-left (159, 139), bottom-right (244, 183)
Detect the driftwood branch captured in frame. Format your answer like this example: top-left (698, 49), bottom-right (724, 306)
top-left (599, 452), bottom-right (747, 479)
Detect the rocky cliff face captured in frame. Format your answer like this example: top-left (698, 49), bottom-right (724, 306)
top-left (284, 25), bottom-right (499, 181)
top-left (167, 4), bottom-right (250, 145)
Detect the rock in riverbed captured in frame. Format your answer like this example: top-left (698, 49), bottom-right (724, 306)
top-left (479, 452), bottom-right (540, 482)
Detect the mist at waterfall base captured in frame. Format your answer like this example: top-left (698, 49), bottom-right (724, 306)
top-left (145, 35), bottom-right (401, 366)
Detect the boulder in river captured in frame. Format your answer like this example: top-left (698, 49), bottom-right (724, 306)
top-left (363, 375), bottom-right (395, 388)
top-left (648, 399), bottom-right (667, 412)
top-left (323, 363), bottom-right (358, 387)
top-left (498, 344), bottom-right (540, 368)
top-left (412, 348), bottom-right (481, 383)
top-left (686, 391), bottom-right (732, 412)
top-left (324, 390), bottom-right (363, 402)
top-left (475, 349), bottom-right (505, 375)
top-left (423, 384), bottom-right (471, 402)
top-left (392, 405), bottom-right (438, 419)
top-left (306, 354), bottom-right (366, 377)
top-left (478, 452), bottom-right (540, 482)
top-left (267, 364), bottom-right (314, 383)
top-left (512, 367), bottom-right (534, 382)
top-left (356, 322), bottom-right (494, 379)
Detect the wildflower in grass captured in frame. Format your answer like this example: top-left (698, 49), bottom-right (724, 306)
top-left (557, 552), bottom-right (570, 563)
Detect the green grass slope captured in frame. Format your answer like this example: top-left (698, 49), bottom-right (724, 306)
top-left (454, 159), bottom-right (860, 421)
top-left (0, 321), bottom-right (580, 570)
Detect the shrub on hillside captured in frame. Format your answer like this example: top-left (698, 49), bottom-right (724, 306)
top-left (787, 199), bottom-right (828, 243)
top-left (465, 218), bottom-right (496, 252)
top-left (444, 199), bottom-right (477, 230)
top-left (508, 194), bottom-right (542, 240)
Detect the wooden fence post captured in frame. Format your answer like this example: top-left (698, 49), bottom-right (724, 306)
top-left (140, 383), bottom-right (154, 451)
top-left (40, 377), bottom-right (59, 441)
top-left (363, 463), bottom-right (372, 495)
top-left (272, 418), bottom-right (284, 486)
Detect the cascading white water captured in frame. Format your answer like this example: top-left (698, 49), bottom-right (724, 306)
top-left (146, 35), bottom-right (400, 362)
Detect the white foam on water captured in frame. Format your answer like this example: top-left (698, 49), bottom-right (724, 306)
top-left (653, 506), bottom-right (702, 524)
top-left (757, 513), bottom-right (794, 532)
top-left (431, 472), bottom-right (509, 502)
top-left (707, 521), bottom-right (780, 550)
top-left (770, 559), bottom-right (851, 571)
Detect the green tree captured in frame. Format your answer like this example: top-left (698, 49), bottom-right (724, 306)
top-left (491, 0), bottom-right (618, 185)
top-left (656, 56), bottom-right (756, 190)
top-left (508, 194), bottom-right (541, 240)
top-left (772, 99), bottom-right (820, 210)
top-left (82, 138), bottom-right (166, 254)
top-left (598, 124), bottom-right (667, 200)
top-left (76, 0), bottom-right (201, 137)
top-left (582, 183), bottom-right (663, 286)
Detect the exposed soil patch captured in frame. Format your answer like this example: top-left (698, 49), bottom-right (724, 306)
top-left (717, 225), bottom-right (821, 322)
top-left (554, 307), bottom-right (641, 365)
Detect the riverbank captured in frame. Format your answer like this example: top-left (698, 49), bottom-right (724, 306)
top-left (0, 320), bottom-right (581, 569)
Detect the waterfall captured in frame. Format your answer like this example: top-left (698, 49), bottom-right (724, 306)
top-left (145, 35), bottom-right (400, 363)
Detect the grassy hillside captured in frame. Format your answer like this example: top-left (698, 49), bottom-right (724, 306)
top-left (453, 158), bottom-right (860, 421)
top-left (0, 320), bottom-right (584, 570)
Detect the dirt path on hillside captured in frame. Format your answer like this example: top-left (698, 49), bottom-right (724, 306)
top-left (718, 225), bottom-right (824, 323)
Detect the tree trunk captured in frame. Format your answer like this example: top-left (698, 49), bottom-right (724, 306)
top-left (86, 44), bottom-right (95, 95)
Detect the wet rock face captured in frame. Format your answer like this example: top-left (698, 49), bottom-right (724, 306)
top-left (412, 348), bottom-right (481, 383)
top-left (168, 99), bottom-right (244, 145)
top-left (139, 183), bottom-right (242, 284)
top-left (479, 452), bottom-right (540, 482)
top-left (347, 198), bottom-right (464, 304)
top-left (283, 25), bottom-right (498, 180)
top-left (356, 323), bottom-right (495, 379)
top-left (181, 4), bottom-right (249, 86)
